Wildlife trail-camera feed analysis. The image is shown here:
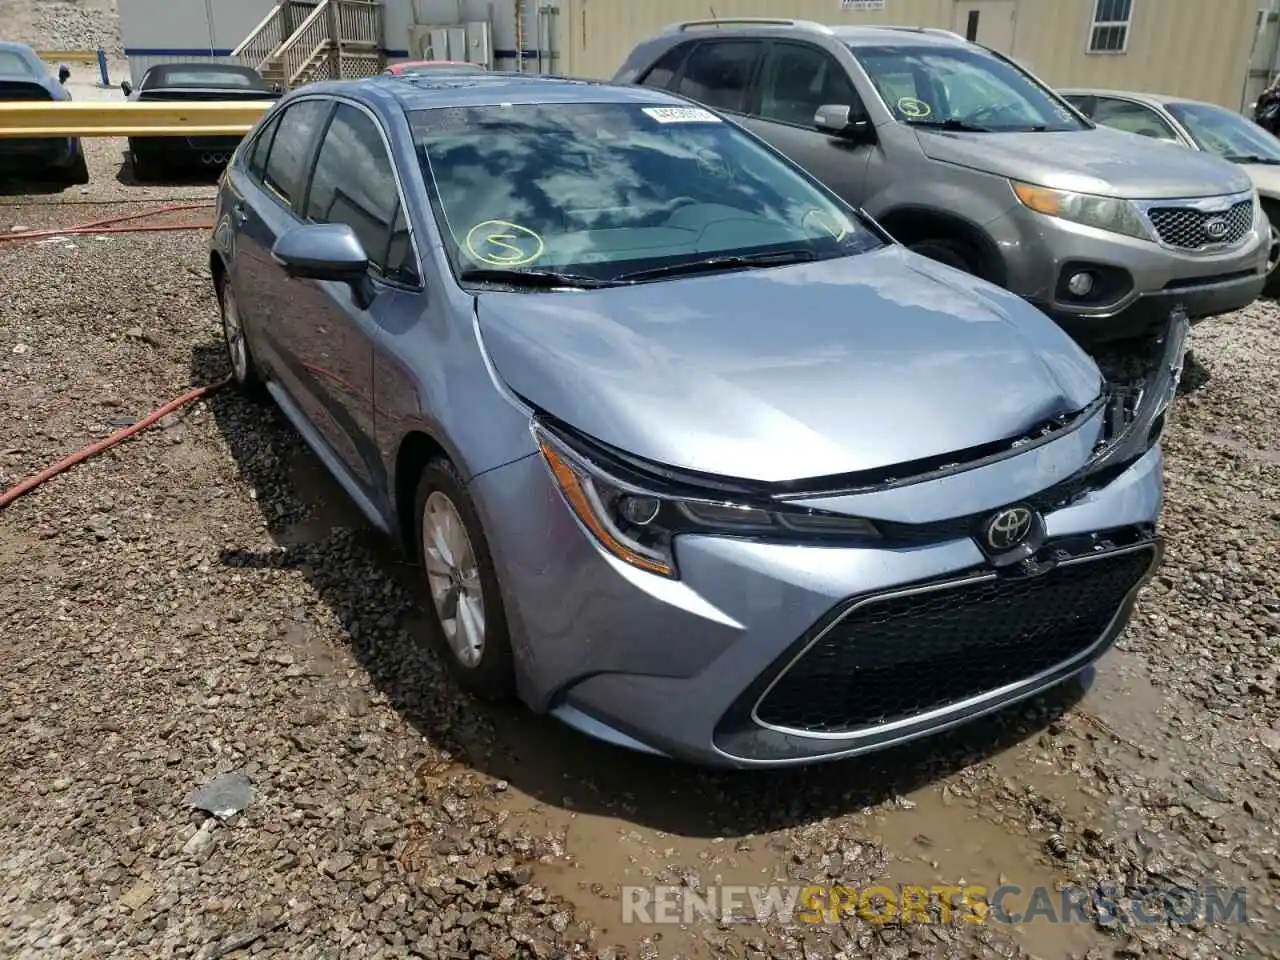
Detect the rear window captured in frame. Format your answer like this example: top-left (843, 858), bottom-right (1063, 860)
top-left (0, 51), bottom-right (35, 75)
top-left (146, 67), bottom-right (264, 89)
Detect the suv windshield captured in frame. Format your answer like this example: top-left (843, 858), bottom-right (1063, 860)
top-left (850, 44), bottom-right (1088, 133)
top-left (1165, 101), bottom-right (1280, 163)
top-left (409, 101), bottom-right (883, 284)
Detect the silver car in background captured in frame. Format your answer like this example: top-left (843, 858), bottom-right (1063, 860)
top-left (211, 74), bottom-right (1170, 768)
top-left (615, 20), bottom-right (1270, 346)
top-left (1061, 88), bottom-right (1280, 292)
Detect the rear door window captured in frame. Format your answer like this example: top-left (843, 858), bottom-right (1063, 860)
top-left (246, 113), bottom-right (281, 181)
top-left (640, 44), bottom-right (692, 90)
top-left (675, 41), bottom-right (763, 113)
top-left (262, 99), bottom-right (331, 207)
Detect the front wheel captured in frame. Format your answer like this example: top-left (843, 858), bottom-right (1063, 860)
top-left (413, 459), bottom-right (515, 701)
top-left (908, 238), bottom-right (980, 276)
top-left (1263, 202), bottom-right (1280, 295)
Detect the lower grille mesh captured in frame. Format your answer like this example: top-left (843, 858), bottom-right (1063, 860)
top-left (754, 548), bottom-right (1155, 735)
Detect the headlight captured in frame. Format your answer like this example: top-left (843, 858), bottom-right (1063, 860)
top-left (533, 422), bottom-right (881, 580)
top-left (1011, 180), bottom-right (1152, 241)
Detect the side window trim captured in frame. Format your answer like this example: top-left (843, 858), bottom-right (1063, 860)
top-left (297, 95), bottom-right (426, 292)
top-left (755, 39), bottom-right (862, 130)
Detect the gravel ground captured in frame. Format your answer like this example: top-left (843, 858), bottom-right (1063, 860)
top-left (3, 0), bottom-right (122, 57)
top-left (1, 136), bottom-right (1279, 960)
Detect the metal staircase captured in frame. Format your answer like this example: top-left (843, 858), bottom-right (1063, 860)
top-left (233, 0), bottom-right (384, 91)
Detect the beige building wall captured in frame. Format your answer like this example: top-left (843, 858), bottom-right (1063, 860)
top-left (553, 0), bottom-right (1260, 109)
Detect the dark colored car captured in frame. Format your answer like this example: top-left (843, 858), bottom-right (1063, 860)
top-left (121, 63), bottom-right (282, 180)
top-left (0, 41), bottom-right (89, 186)
top-left (383, 60), bottom-right (487, 76)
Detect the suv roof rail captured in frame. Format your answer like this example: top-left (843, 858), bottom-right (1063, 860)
top-left (871, 25), bottom-right (968, 40)
top-left (662, 17), bottom-right (835, 35)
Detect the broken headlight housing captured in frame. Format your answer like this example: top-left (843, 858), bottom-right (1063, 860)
top-left (533, 420), bottom-right (881, 579)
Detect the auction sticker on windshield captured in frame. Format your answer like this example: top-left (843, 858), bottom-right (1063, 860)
top-left (641, 106), bottom-right (722, 124)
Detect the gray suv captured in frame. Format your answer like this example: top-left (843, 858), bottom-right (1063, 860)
top-left (615, 19), bottom-right (1270, 346)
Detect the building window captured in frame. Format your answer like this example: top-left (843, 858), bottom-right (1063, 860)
top-left (1088, 0), bottom-right (1132, 53)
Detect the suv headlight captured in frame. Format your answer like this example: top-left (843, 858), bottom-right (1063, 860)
top-left (533, 421), bottom-right (881, 580)
top-left (1011, 180), bottom-right (1152, 241)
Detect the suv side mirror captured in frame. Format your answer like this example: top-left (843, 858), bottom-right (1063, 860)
top-left (814, 103), bottom-right (874, 143)
top-left (58, 65), bottom-right (70, 84)
top-left (121, 80), bottom-right (133, 96)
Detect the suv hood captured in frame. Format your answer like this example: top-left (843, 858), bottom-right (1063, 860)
top-left (917, 125), bottom-right (1254, 199)
top-left (476, 246), bottom-right (1102, 484)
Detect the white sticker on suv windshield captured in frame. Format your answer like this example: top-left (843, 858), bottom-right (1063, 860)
top-left (641, 106), bottom-right (722, 124)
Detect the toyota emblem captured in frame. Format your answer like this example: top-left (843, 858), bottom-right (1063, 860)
top-left (984, 506), bottom-right (1035, 551)
top-left (1203, 217), bottom-right (1229, 241)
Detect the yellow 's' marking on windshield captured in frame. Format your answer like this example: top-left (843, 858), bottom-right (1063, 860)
top-left (802, 209), bottom-right (849, 241)
top-left (464, 220), bottom-right (545, 266)
top-left (897, 97), bottom-right (932, 119)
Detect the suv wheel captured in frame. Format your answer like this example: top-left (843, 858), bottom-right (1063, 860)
top-left (908, 238), bottom-right (979, 276)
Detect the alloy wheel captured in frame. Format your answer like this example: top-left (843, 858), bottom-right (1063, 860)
top-left (422, 490), bottom-right (486, 668)
top-left (221, 285), bottom-right (248, 383)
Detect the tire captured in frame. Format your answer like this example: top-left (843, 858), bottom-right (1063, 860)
top-left (1261, 200), bottom-right (1280, 296)
top-left (413, 458), bottom-right (515, 701)
top-left (216, 271), bottom-right (266, 399)
top-left (130, 152), bottom-right (156, 183)
top-left (908, 238), bottom-right (980, 276)
top-left (62, 146), bottom-right (90, 186)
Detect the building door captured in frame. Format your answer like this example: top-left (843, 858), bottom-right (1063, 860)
top-left (952, 0), bottom-right (1017, 54)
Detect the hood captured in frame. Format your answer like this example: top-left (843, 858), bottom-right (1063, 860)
top-left (475, 246), bottom-right (1102, 484)
top-left (917, 124), bottom-right (1254, 199)
top-left (1238, 162), bottom-right (1280, 200)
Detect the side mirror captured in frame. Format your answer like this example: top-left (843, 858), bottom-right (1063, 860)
top-left (271, 223), bottom-right (375, 308)
top-left (58, 65), bottom-right (70, 84)
top-left (814, 103), bottom-right (873, 143)
top-left (120, 80), bottom-right (133, 96)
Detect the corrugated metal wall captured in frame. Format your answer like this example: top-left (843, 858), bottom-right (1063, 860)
top-left (553, 0), bottom-right (1259, 109)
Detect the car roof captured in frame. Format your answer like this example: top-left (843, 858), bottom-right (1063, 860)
top-left (1058, 88), bottom-right (1226, 111)
top-left (832, 25), bottom-right (970, 48)
top-left (310, 73), bottom-right (694, 110)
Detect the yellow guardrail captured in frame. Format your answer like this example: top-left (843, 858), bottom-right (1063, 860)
top-left (35, 49), bottom-right (102, 64)
top-left (0, 101), bottom-right (274, 138)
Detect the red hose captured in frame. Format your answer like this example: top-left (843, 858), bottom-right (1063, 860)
top-left (0, 378), bottom-right (231, 510)
top-left (0, 201), bottom-right (215, 243)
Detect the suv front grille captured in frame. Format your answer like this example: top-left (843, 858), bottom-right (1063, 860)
top-left (753, 546), bottom-right (1156, 736)
top-left (1146, 200), bottom-right (1253, 250)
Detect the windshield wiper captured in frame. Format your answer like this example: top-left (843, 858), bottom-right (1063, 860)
top-left (909, 118), bottom-right (994, 132)
top-left (456, 267), bottom-right (622, 289)
top-left (1223, 153), bottom-right (1280, 165)
top-left (615, 249), bottom-right (818, 283)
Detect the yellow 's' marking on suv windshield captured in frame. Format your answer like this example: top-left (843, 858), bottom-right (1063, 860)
top-left (898, 97), bottom-right (932, 119)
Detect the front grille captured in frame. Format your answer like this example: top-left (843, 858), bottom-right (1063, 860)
top-left (753, 547), bottom-right (1155, 735)
top-left (1147, 200), bottom-right (1253, 250)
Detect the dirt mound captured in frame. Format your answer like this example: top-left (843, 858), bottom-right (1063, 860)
top-left (0, 0), bottom-right (122, 57)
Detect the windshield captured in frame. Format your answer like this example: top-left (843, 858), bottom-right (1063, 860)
top-left (850, 44), bottom-right (1087, 132)
top-left (0, 50), bottom-right (36, 75)
top-left (409, 101), bottom-right (882, 283)
top-left (1165, 101), bottom-right (1280, 162)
